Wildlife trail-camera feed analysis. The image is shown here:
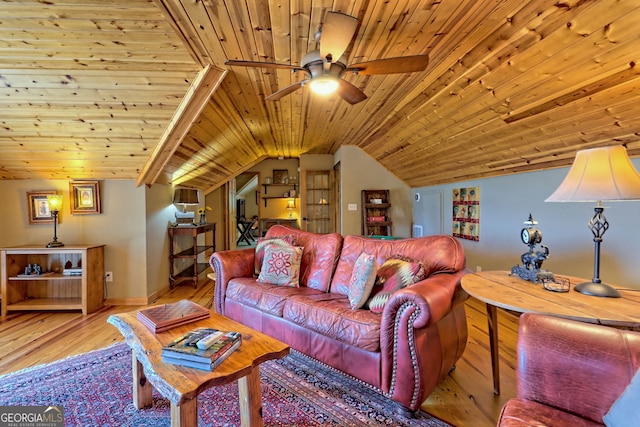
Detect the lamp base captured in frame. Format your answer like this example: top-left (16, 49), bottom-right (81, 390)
top-left (46, 241), bottom-right (64, 248)
top-left (573, 281), bottom-right (621, 298)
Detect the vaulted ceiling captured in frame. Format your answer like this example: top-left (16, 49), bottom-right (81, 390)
top-left (2, 0), bottom-right (639, 193)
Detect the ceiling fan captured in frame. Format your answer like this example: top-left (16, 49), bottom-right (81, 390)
top-left (225, 12), bottom-right (429, 105)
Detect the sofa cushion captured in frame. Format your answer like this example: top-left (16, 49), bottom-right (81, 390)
top-left (366, 256), bottom-right (428, 314)
top-left (329, 234), bottom-right (465, 296)
top-left (283, 293), bottom-right (382, 351)
top-left (257, 243), bottom-right (303, 287)
top-left (499, 398), bottom-right (602, 427)
top-left (254, 235), bottom-right (296, 275)
top-left (226, 277), bottom-right (325, 317)
top-left (347, 253), bottom-right (378, 310)
top-left (265, 225), bottom-right (343, 292)
top-left (603, 368), bottom-right (640, 427)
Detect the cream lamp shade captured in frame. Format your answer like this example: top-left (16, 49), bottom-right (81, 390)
top-left (545, 145), bottom-right (640, 202)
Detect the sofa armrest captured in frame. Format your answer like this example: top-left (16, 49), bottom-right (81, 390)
top-left (517, 313), bottom-right (640, 424)
top-left (209, 248), bottom-right (255, 315)
top-left (382, 269), bottom-right (469, 330)
top-left (379, 269), bottom-right (469, 411)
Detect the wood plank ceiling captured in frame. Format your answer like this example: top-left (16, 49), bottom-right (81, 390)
top-left (1, 0), bottom-right (639, 192)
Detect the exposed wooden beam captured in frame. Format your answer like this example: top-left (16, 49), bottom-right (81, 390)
top-left (136, 64), bottom-right (227, 187)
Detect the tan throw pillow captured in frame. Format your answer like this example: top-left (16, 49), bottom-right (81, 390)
top-left (254, 235), bottom-right (296, 275)
top-left (257, 243), bottom-right (303, 287)
top-left (347, 253), bottom-right (378, 310)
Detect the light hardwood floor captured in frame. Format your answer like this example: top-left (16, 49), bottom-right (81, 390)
top-left (0, 280), bottom-right (517, 427)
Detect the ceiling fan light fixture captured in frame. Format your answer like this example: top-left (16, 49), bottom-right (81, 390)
top-left (309, 76), bottom-right (339, 95)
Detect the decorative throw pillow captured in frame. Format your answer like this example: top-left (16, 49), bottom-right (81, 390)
top-left (603, 368), bottom-right (640, 427)
top-left (347, 253), bottom-right (378, 310)
top-left (254, 235), bottom-right (296, 275)
top-left (366, 255), bottom-right (428, 314)
top-left (257, 243), bottom-right (303, 287)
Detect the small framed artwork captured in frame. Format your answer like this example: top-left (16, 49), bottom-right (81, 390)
top-left (273, 169), bottom-right (288, 184)
top-left (69, 180), bottom-right (101, 214)
top-left (27, 191), bottom-right (58, 224)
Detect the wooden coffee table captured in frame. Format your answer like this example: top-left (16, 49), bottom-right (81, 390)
top-left (108, 308), bottom-right (289, 427)
top-left (462, 271), bottom-right (640, 395)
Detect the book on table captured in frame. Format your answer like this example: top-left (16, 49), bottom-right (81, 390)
top-left (137, 299), bottom-right (210, 333)
top-left (161, 327), bottom-right (242, 371)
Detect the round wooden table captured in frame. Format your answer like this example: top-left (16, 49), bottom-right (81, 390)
top-left (461, 270), bottom-right (640, 395)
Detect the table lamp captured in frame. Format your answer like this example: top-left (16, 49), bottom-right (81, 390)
top-left (286, 198), bottom-right (296, 219)
top-left (545, 145), bottom-right (640, 297)
top-left (173, 188), bottom-right (199, 225)
top-left (46, 194), bottom-right (64, 248)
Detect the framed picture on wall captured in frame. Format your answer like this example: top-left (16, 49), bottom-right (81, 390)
top-left (69, 180), bottom-right (101, 214)
top-left (272, 169), bottom-right (288, 184)
top-left (27, 190), bottom-right (58, 224)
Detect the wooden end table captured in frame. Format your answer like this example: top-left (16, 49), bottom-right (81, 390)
top-left (108, 309), bottom-right (289, 427)
top-left (461, 270), bottom-right (640, 395)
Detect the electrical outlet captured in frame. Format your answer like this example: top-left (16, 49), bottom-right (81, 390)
top-left (476, 266), bottom-right (482, 272)
top-left (105, 271), bottom-right (113, 282)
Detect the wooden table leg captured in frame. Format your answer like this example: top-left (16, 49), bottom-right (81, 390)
top-left (170, 397), bottom-right (198, 427)
top-left (238, 366), bottom-right (263, 427)
top-left (132, 353), bottom-right (153, 408)
top-left (486, 304), bottom-right (500, 395)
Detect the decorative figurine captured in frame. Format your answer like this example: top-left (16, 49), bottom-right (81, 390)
top-left (511, 214), bottom-right (569, 291)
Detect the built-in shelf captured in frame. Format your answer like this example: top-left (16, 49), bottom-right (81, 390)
top-left (1, 244), bottom-right (105, 317)
top-left (362, 190), bottom-right (392, 236)
top-left (262, 183), bottom-right (298, 207)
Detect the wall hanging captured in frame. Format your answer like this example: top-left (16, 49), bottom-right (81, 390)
top-left (452, 187), bottom-right (479, 241)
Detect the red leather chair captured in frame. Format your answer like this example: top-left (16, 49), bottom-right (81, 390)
top-left (498, 313), bottom-right (640, 426)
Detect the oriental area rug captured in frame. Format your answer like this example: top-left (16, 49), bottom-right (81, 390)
top-left (0, 343), bottom-right (451, 427)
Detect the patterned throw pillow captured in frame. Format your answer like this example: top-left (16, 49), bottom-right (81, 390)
top-left (347, 253), bottom-right (378, 310)
top-left (366, 255), bottom-right (428, 314)
top-left (257, 243), bottom-right (303, 287)
top-left (254, 235), bottom-right (296, 275)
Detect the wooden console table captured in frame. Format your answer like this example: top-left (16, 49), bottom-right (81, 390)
top-left (168, 223), bottom-right (215, 288)
top-left (461, 270), bottom-right (640, 395)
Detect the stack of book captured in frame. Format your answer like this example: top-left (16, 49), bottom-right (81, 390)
top-left (161, 328), bottom-right (242, 371)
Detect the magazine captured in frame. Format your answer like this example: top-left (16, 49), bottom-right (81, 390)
top-left (162, 328), bottom-right (242, 364)
top-left (162, 339), bottom-right (242, 371)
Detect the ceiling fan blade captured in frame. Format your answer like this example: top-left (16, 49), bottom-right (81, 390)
top-left (320, 12), bottom-right (358, 62)
top-left (347, 55), bottom-right (429, 75)
top-left (336, 80), bottom-right (367, 104)
top-left (265, 80), bottom-right (305, 101)
top-left (225, 60), bottom-right (300, 71)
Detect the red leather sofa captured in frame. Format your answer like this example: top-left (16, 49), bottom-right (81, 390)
top-left (498, 313), bottom-right (640, 426)
top-left (210, 225), bottom-right (469, 413)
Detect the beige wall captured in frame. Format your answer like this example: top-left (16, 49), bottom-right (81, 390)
top-left (145, 183), bottom-right (173, 297)
top-left (335, 146), bottom-right (412, 237)
top-left (0, 179), bottom-right (149, 300)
